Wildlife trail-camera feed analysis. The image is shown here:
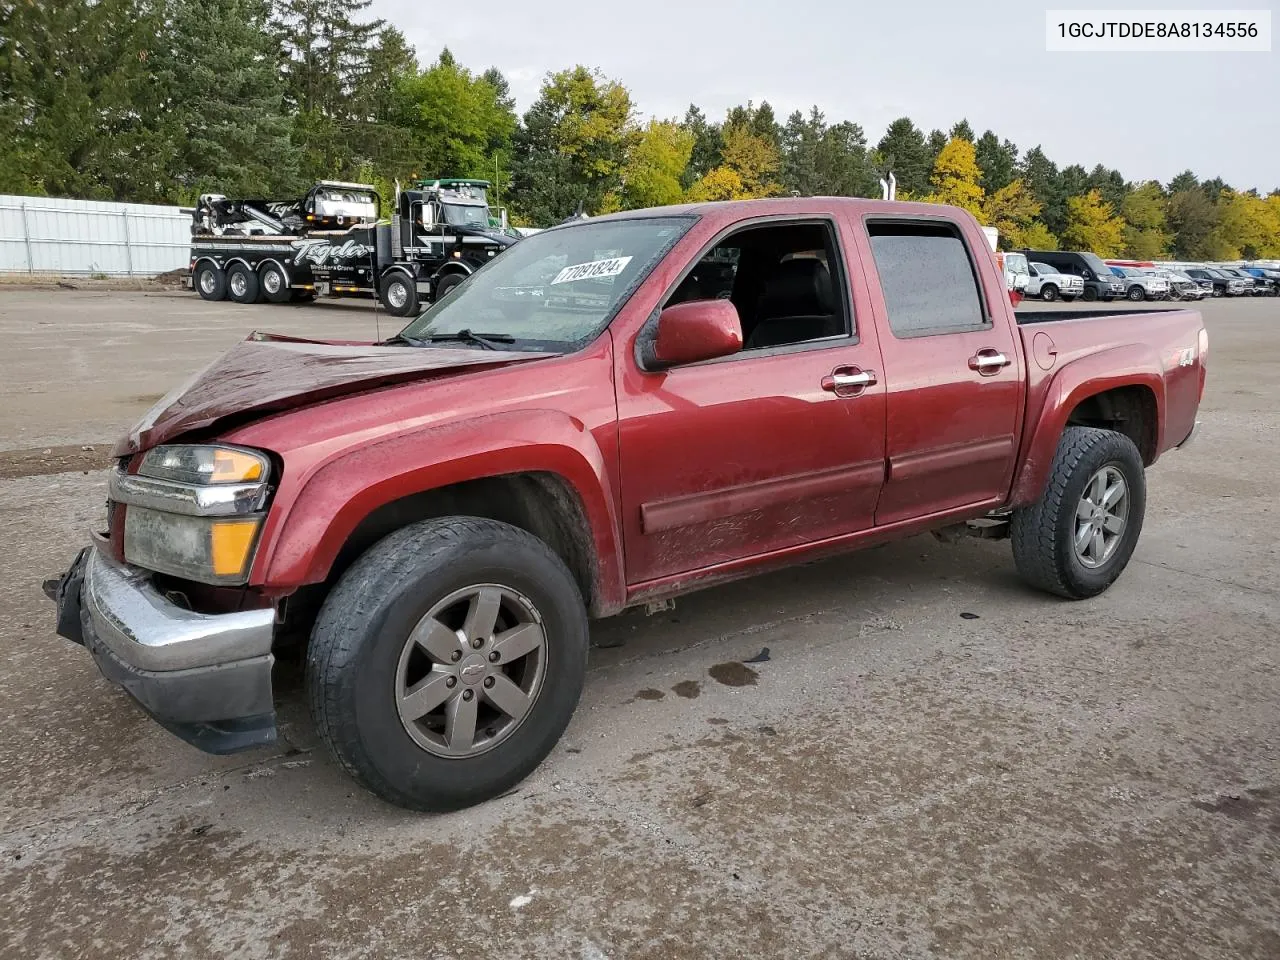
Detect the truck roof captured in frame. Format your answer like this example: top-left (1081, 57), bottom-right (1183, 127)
top-left (552, 197), bottom-right (980, 228)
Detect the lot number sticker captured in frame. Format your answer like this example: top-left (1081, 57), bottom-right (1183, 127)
top-left (551, 256), bottom-right (633, 285)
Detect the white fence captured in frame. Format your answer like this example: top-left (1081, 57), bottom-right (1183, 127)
top-left (0, 194), bottom-right (191, 276)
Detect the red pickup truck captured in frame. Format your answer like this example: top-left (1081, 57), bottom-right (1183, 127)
top-left (47, 198), bottom-right (1206, 811)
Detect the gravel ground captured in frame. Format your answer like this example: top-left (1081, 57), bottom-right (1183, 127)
top-left (0, 290), bottom-right (1277, 960)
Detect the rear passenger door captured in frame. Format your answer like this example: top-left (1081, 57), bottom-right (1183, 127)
top-left (861, 218), bottom-right (1024, 526)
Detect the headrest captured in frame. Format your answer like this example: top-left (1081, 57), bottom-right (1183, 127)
top-left (760, 258), bottom-right (834, 316)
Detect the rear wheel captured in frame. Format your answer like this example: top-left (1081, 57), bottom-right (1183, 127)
top-left (433, 273), bottom-right (464, 301)
top-left (1011, 426), bottom-right (1146, 600)
top-left (259, 263), bottom-right (291, 303)
top-left (308, 517), bottom-right (589, 811)
top-left (227, 264), bottom-right (261, 304)
top-left (195, 263), bottom-right (226, 301)
top-left (1040, 284), bottom-right (1059, 302)
top-left (379, 273), bottom-right (418, 317)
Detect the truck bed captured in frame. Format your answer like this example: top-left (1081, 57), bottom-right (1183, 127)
top-left (1015, 308), bottom-right (1185, 325)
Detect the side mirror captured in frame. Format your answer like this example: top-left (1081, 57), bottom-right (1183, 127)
top-left (645, 299), bottom-right (743, 369)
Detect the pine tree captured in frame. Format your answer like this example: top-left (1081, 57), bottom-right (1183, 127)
top-left (1022, 146), bottom-right (1065, 235)
top-left (0, 0), bottom-right (170, 200)
top-left (273, 0), bottom-right (385, 179)
top-left (159, 0), bottom-right (301, 199)
top-left (681, 105), bottom-right (723, 189)
top-left (875, 118), bottom-right (931, 196)
top-left (781, 109), bottom-right (823, 196)
top-left (975, 130), bottom-right (1018, 194)
top-left (949, 119), bottom-right (975, 143)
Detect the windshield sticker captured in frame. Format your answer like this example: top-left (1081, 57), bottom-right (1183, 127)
top-left (550, 256), bottom-right (633, 285)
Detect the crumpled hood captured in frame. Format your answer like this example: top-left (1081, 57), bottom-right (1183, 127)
top-left (114, 333), bottom-right (552, 456)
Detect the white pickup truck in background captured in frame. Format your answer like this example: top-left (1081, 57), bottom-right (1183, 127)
top-left (1026, 261), bottom-right (1084, 301)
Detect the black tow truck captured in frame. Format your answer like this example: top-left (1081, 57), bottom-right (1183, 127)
top-left (186, 179), bottom-right (519, 316)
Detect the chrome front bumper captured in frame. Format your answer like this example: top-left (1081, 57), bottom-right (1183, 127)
top-left (48, 546), bottom-right (278, 754)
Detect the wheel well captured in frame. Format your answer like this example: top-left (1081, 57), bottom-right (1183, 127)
top-left (1066, 386), bottom-right (1157, 464)
top-left (338, 472), bottom-right (599, 611)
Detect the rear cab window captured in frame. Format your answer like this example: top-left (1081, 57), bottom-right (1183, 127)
top-left (866, 220), bottom-right (988, 338)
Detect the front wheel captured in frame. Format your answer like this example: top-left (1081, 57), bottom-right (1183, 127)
top-left (307, 517), bottom-right (589, 811)
top-left (1127, 285), bottom-right (1145, 302)
top-left (1081, 287), bottom-right (1098, 302)
top-left (1011, 426), bottom-right (1146, 600)
top-left (1040, 284), bottom-right (1059, 302)
top-left (379, 273), bottom-right (418, 317)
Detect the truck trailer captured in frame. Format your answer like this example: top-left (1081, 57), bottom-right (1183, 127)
top-left (186, 180), bottom-right (518, 316)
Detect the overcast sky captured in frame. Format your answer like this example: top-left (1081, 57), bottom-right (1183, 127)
top-left (373, 0), bottom-right (1278, 192)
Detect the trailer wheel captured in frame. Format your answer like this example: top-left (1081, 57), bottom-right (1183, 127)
top-left (195, 263), bottom-right (227, 302)
top-left (259, 263), bottom-right (291, 303)
top-left (434, 273), bottom-right (464, 301)
top-left (227, 264), bottom-right (261, 304)
top-left (380, 273), bottom-right (419, 317)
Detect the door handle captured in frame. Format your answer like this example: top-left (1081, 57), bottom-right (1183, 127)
top-left (822, 367), bottom-right (877, 396)
top-left (969, 350), bottom-right (1011, 376)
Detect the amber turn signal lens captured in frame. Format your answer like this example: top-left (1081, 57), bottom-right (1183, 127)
top-left (210, 519), bottom-right (260, 577)
top-left (211, 449), bottom-right (264, 483)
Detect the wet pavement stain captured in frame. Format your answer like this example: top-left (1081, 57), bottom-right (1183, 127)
top-left (635, 688), bottom-right (665, 701)
top-left (672, 680), bottom-right (702, 699)
top-left (709, 662), bottom-right (758, 687)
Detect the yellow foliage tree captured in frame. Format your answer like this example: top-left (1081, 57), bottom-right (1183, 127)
top-left (1120, 181), bottom-right (1171, 259)
top-left (1062, 190), bottom-right (1125, 256)
top-left (685, 166), bottom-right (748, 202)
top-left (928, 137), bottom-right (984, 219)
top-left (619, 119), bottom-right (694, 209)
top-left (687, 121), bottom-right (780, 201)
top-left (981, 178), bottom-right (1054, 249)
top-left (1020, 221), bottom-right (1059, 250)
top-left (1210, 190), bottom-right (1280, 259)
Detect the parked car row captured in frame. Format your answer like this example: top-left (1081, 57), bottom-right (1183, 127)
top-left (1110, 260), bottom-right (1279, 299)
top-left (1009, 251), bottom-right (1280, 303)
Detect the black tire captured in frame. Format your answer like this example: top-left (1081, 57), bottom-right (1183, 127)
top-left (1127, 285), bottom-right (1145, 302)
top-left (227, 264), bottom-right (261, 304)
top-left (1040, 284), bottom-right (1059, 302)
top-left (259, 262), bottom-right (291, 303)
top-left (379, 272), bottom-right (418, 317)
top-left (307, 517), bottom-right (589, 811)
top-left (1212, 287), bottom-right (1224, 298)
top-left (1061, 295), bottom-right (1077, 302)
top-left (1081, 287), bottom-right (1098, 302)
top-left (194, 263), bottom-right (226, 301)
top-left (433, 273), bottom-right (464, 301)
top-left (1011, 426), bottom-right (1146, 600)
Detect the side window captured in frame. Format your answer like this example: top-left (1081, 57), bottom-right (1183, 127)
top-left (664, 220), bottom-right (852, 353)
top-left (867, 221), bottom-right (987, 337)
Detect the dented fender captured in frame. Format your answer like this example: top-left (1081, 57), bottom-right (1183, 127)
top-left (246, 408), bottom-right (626, 612)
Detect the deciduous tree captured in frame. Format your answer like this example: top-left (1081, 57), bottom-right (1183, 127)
top-left (1062, 189), bottom-right (1125, 256)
